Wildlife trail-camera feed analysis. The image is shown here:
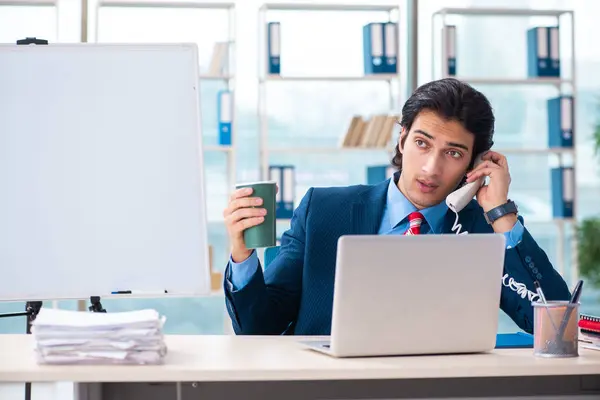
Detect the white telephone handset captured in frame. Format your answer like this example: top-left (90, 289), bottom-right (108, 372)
top-left (445, 153), bottom-right (486, 213)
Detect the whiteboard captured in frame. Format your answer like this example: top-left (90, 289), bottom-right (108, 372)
top-left (0, 43), bottom-right (211, 301)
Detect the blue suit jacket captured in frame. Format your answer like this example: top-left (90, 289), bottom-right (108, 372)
top-left (224, 179), bottom-right (572, 335)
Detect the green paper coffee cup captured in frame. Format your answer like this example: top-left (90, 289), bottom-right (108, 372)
top-left (235, 180), bottom-right (277, 249)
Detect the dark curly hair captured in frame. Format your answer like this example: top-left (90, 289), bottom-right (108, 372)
top-left (391, 78), bottom-right (495, 172)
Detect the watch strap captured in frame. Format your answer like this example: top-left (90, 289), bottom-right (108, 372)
top-left (484, 200), bottom-right (518, 224)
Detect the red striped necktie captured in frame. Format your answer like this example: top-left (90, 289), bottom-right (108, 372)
top-left (404, 212), bottom-right (424, 235)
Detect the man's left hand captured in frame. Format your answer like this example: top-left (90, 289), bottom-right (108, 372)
top-left (465, 151), bottom-right (517, 233)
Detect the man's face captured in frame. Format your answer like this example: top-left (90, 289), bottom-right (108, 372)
top-left (398, 110), bottom-right (475, 210)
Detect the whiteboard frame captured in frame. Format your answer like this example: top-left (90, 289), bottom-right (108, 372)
top-left (0, 43), bottom-right (212, 301)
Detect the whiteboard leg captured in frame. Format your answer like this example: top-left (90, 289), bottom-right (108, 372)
top-left (176, 382), bottom-right (182, 400)
top-left (75, 383), bottom-right (102, 400)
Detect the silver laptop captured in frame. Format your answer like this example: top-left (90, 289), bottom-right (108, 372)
top-left (302, 233), bottom-right (506, 357)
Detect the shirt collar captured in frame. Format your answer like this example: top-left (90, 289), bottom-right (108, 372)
top-left (386, 173), bottom-right (448, 233)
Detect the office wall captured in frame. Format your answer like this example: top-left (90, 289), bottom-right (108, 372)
top-left (1, 0), bottom-right (599, 339)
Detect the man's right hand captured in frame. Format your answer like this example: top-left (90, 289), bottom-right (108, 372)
top-left (223, 187), bottom-right (269, 263)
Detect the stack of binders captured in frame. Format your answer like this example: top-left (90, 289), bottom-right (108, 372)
top-left (547, 93), bottom-right (574, 219)
top-left (527, 25), bottom-right (561, 77)
top-left (363, 22), bottom-right (398, 74)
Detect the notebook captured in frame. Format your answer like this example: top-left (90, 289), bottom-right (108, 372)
top-left (579, 314), bottom-right (600, 335)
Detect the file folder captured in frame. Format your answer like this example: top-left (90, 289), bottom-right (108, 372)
top-left (443, 25), bottom-right (456, 76)
top-left (267, 22), bottom-right (281, 75)
top-left (547, 95), bottom-right (573, 148)
top-left (383, 22), bottom-right (398, 74)
top-left (363, 22), bottom-right (384, 74)
top-left (217, 90), bottom-right (232, 145)
top-left (270, 165), bottom-right (282, 216)
top-left (526, 26), bottom-right (549, 77)
top-left (551, 166), bottom-right (574, 218)
top-left (548, 26), bottom-right (560, 77)
top-left (269, 165), bottom-right (295, 219)
top-left (367, 165), bottom-right (394, 184)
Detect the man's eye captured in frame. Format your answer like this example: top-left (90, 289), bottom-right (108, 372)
top-left (416, 140), bottom-right (426, 147)
top-left (448, 150), bottom-right (462, 159)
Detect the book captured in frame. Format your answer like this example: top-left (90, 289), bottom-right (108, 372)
top-left (579, 314), bottom-right (600, 333)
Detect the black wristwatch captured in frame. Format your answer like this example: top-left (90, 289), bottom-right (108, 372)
top-left (484, 200), bottom-right (518, 225)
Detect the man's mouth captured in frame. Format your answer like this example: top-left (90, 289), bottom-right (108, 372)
top-left (416, 179), bottom-right (439, 193)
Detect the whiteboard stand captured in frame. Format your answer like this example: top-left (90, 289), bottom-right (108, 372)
top-left (0, 301), bottom-right (43, 333)
top-left (0, 301), bottom-right (42, 400)
top-left (16, 37), bottom-right (48, 45)
top-left (89, 296), bottom-right (107, 313)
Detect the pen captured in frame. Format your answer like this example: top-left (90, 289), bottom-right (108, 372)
top-left (556, 280), bottom-right (584, 341)
top-left (111, 290), bottom-right (168, 295)
top-left (534, 280), bottom-right (558, 333)
top-left (570, 280), bottom-right (584, 304)
top-left (534, 281), bottom-right (547, 304)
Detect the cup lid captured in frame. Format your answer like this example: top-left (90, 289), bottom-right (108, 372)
top-left (235, 180), bottom-right (277, 187)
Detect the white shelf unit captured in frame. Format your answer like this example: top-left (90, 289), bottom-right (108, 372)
top-left (257, 2), bottom-right (402, 181)
top-left (431, 7), bottom-right (577, 283)
top-left (0, 0), bottom-right (56, 5)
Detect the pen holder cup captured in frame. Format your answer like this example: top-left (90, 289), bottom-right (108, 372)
top-left (532, 300), bottom-right (579, 358)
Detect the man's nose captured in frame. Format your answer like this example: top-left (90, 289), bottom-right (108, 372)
top-left (422, 154), bottom-right (443, 176)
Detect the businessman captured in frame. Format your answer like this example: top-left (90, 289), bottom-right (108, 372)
top-left (222, 78), bottom-right (571, 335)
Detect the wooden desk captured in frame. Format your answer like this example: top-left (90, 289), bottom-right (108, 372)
top-left (1, 334), bottom-right (600, 400)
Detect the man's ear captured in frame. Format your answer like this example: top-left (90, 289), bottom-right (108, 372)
top-left (398, 127), bottom-right (407, 154)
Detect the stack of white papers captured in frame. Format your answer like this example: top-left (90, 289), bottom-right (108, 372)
top-left (31, 308), bottom-right (167, 365)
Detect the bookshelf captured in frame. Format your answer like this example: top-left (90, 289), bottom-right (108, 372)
top-left (257, 2), bottom-right (402, 184)
top-left (431, 7), bottom-right (577, 283)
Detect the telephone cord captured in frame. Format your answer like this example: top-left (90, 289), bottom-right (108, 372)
top-left (449, 207), bottom-right (539, 302)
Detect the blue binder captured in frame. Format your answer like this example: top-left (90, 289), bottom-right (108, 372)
top-left (383, 22), bottom-right (398, 74)
top-left (547, 95), bottom-right (574, 148)
top-left (526, 26), bottom-right (549, 77)
top-left (363, 22), bottom-right (384, 74)
top-left (444, 25), bottom-right (456, 76)
top-left (267, 22), bottom-right (280, 75)
top-left (269, 165), bottom-right (295, 219)
top-left (551, 167), bottom-right (574, 218)
top-left (495, 332), bottom-right (533, 349)
top-left (548, 26), bottom-right (560, 77)
top-left (217, 90), bottom-right (232, 145)
top-left (367, 165), bottom-right (394, 184)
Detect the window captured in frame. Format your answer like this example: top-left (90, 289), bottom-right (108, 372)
top-left (0, 0), bottom-right (80, 332)
top-left (419, 0), bottom-right (600, 330)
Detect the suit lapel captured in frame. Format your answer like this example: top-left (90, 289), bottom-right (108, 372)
top-left (351, 179), bottom-right (389, 235)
